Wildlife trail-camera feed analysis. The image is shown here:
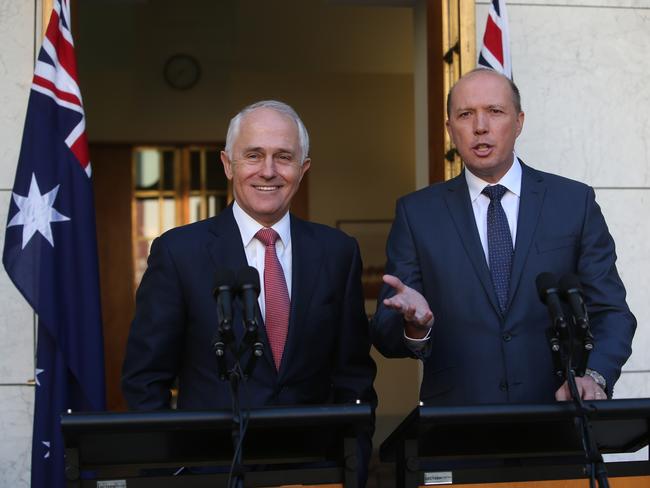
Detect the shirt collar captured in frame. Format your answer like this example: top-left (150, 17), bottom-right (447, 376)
top-left (232, 201), bottom-right (291, 247)
top-left (465, 154), bottom-right (522, 202)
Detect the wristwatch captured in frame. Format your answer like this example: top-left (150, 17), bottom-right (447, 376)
top-left (585, 368), bottom-right (607, 391)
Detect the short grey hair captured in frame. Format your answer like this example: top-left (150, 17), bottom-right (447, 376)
top-left (224, 100), bottom-right (310, 164)
top-left (446, 67), bottom-right (522, 118)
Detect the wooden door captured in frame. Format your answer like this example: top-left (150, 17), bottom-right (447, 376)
top-left (92, 143), bottom-right (134, 411)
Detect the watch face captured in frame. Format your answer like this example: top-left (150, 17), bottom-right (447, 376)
top-left (163, 54), bottom-right (201, 90)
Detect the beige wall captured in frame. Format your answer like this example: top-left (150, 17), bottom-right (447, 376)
top-left (0, 1), bottom-right (37, 486)
top-left (476, 0), bottom-right (650, 404)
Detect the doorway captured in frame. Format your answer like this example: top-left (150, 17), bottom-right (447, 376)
top-left (77, 2), bottom-right (475, 475)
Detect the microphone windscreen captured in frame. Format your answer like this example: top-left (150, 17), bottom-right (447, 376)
top-left (559, 273), bottom-right (582, 293)
top-left (215, 268), bottom-right (236, 288)
top-left (536, 272), bottom-right (558, 302)
top-left (237, 266), bottom-right (261, 294)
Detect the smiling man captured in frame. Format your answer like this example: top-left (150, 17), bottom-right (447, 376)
top-left (122, 100), bottom-right (376, 483)
top-left (222, 103), bottom-right (311, 228)
top-left (371, 68), bottom-right (635, 405)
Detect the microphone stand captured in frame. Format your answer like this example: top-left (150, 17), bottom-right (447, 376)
top-left (212, 302), bottom-right (244, 488)
top-left (214, 279), bottom-right (265, 488)
top-left (555, 314), bottom-right (609, 488)
top-left (228, 306), bottom-right (264, 488)
top-left (240, 317), bottom-right (264, 379)
top-left (213, 278), bottom-right (235, 382)
top-left (212, 324), bottom-right (233, 382)
top-left (228, 363), bottom-right (244, 488)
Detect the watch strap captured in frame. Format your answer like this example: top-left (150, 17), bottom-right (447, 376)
top-left (585, 368), bottom-right (607, 391)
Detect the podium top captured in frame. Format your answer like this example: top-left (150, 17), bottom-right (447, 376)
top-left (380, 398), bottom-right (650, 462)
top-left (62, 403), bottom-right (372, 466)
top-left (62, 403), bottom-right (371, 434)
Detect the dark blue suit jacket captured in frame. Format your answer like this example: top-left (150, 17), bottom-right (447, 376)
top-left (122, 207), bottom-right (377, 412)
top-left (372, 163), bottom-right (635, 405)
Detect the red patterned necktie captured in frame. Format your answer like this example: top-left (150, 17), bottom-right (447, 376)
top-left (255, 228), bottom-right (290, 370)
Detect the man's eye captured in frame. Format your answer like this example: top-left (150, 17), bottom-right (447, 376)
top-left (246, 153), bottom-right (261, 160)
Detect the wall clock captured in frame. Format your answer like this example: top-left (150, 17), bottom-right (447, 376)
top-left (163, 54), bottom-right (201, 90)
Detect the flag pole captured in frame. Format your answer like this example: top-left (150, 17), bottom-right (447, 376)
top-left (42, 0), bottom-right (54, 37)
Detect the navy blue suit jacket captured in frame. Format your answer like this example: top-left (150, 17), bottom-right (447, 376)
top-left (372, 163), bottom-right (635, 405)
top-left (122, 207), bottom-right (377, 412)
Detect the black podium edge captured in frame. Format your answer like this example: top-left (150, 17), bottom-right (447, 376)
top-left (62, 403), bottom-right (372, 436)
top-left (380, 398), bottom-right (650, 462)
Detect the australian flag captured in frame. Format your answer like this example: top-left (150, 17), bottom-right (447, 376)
top-left (478, 0), bottom-right (513, 79)
top-left (2, 1), bottom-right (106, 487)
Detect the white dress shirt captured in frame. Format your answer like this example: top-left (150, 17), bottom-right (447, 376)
top-left (232, 201), bottom-right (292, 319)
top-left (465, 156), bottom-right (522, 262)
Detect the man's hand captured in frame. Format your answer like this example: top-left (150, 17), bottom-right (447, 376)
top-left (555, 375), bottom-right (607, 401)
top-left (382, 274), bottom-right (433, 339)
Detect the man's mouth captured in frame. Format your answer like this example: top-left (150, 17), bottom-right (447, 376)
top-left (472, 143), bottom-right (493, 156)
top-left (253, 185), bottom-right (281, 191)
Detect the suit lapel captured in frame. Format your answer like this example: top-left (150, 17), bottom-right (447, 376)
top-left (206, 206), bottom-right (248, 273)
top-left (278, 215), bottom-right (323, 379)
top-left (444, 173), bottom-right (502, 316)
top-left (506, 162), bottom-right (546, 311)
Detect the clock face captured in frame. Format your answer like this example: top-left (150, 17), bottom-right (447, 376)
top-left (163, 54), bottom-right (201, 90)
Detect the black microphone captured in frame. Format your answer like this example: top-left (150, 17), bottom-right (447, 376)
top-left (559, 274), bottom-right (589, 330)
top-left (236, 266), bottom-right (264, 375)
top-left (537, 272), bottom-right (569, 378)
top-left (536, 272), bottom-right (568, 334)
top-left (236, 266), bottom-right (261, 343)
top-left (213, 268), bottom-right (236, 342)
top-left (213, 268), bottom-right (235, 380)
top-left (559, 273), bottom-right (593, 375)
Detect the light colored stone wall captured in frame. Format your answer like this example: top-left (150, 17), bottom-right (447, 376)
top-left (0, 1), bottom-right (36, 486)
top-left (476, 0), bottom-right (650, 399)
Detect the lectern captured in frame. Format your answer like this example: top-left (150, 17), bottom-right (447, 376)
top-left (61, 403), bottom-right (371, 488)
top-left (381, 398), bottom-right (650, 487)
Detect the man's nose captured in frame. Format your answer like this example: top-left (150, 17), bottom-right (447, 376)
top-left (258, 155), bottom-right (277, 177)
top-left (474, 112), bottom-right (489, 134)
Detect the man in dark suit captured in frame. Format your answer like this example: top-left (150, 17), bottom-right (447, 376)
top-left (122, 100), bottom-right (376, 480)
top-left (371, 68), bottom-right (635, 405)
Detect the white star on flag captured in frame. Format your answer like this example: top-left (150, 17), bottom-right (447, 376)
top-left (35, 368), bottom-right (45, 386)
top-left (7, 173), bottom-right (70, 249)
top-left (42, 441), bottom-right (50, 459)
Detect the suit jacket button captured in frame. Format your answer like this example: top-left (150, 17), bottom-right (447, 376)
top-left (499, 381), bottom-right (508, 391)
top-left (502, 333), bottom-right (512, 342)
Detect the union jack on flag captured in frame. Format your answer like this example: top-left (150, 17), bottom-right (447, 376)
top-left (478, 0), bottom-right (512, 79)
top-left (2, 1), bottom-right (105, 488)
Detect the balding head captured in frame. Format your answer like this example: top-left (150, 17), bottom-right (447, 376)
top-left (447, 68), bottom-right (521, 118)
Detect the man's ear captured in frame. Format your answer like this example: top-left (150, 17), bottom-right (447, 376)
top-left (445, 119), bottom-right (455, 144)
top-left (298, 158), bottom-right (311, 182)
top-left (221, 150), bottom-right (233, 180)
top-left (515, 111), bottom-right (525, 138)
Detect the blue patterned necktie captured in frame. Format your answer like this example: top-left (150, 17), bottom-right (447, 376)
top-left (482, 184), bottom-right (513, 313)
